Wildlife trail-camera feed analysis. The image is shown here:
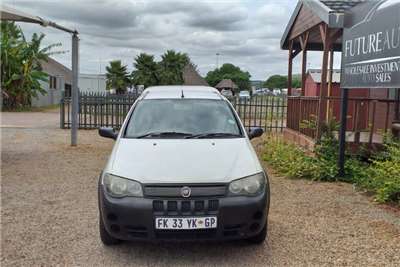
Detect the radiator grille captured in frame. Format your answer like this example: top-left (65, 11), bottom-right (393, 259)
top-left (144, 184), bottom-right (226, 198)
top-left (152, 199), bottom-right (219, 215)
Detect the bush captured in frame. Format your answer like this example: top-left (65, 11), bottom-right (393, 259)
top-left (355, 140), bottom-right (400, 203)
top-left (262, 134), bottom-right (400, 205)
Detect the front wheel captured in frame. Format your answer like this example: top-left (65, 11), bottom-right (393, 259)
top-left (248, 223), bottom-right (267, 244)
top-left (99, 215), bottom-right (121, 246)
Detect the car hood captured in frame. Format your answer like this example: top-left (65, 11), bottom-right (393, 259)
top-left (107, 138), bottom-right (262, 184)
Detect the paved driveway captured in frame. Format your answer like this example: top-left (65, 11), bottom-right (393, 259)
top-left (1, 111), bottom-right (399, 266)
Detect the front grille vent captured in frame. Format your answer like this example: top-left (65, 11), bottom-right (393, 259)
top-left (144, 184), bottom-right (226, 198)
top-left (152, 199), bottom-right (219, 215)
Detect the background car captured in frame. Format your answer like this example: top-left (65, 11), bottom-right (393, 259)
top-left (221, 89), bottom-right (233, 98)
top-left (239, 90), bottom-right (250, 100)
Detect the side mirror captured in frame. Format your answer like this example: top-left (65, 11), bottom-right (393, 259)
top-left (248, 127), bottom-right (264, 140)
top-left (98, 127), bottom-right (118, 140)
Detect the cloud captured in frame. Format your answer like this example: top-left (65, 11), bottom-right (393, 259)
top-left (3, 0), bottom-right (308, 80)
top-left (184, 5), bottom-right (248, 31)
top-left (12, 0), bottom-right (142, 29)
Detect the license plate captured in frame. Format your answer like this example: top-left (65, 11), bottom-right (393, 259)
top-left (155, 216), bottom-right (217, 230)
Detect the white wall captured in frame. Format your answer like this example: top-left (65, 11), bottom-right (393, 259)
top-left (79, 74), bottom-right (106, 93)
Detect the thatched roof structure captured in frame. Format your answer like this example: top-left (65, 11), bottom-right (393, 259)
top-left (182, 64), bottom-right (209, 86)
top-left (215, 79), bottom-right (238, 90)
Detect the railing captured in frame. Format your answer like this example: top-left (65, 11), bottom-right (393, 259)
top-left (60, 93), bottom-right (138, 129)
top-left (61, 93), bottom-right (287, 133)
top-left (287, 97), bottom-right (319, 139)
top-left (229, 95), bottom-right (287, 132)
top-left (287, 96), bottom-right (399, 143)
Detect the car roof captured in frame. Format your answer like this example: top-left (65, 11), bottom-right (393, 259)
top-left (141, 86), bottom-right (222, 100)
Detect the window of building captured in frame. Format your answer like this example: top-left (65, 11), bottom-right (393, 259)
top-left (64, 84), bottom-right (71, 97)
top-left (49, 76), bottom-right (57, 89)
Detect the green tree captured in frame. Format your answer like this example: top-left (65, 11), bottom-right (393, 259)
top-left (264, 74), bottom-right (302, 89)
top-left (205, 63), bottom-right (251, 91)
top-left (1, 21), bottom-right (62, 108)
top-left (158, 50), bottom-right (190, 85)
top-left (105, 60), bottom-right (129, 94)
top-left (292, 76), bottom-right (301, 88)
top-left (131, 53), bottom-right (159, 88)
top-left (263, 75), bottom-right (287, 89)
top-left (131, 50), bottom-right (192, 88)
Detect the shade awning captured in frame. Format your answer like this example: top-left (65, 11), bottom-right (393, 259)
top-left (1, 5), bottom-right (47, 24)
top-left (0, 5), bottom-right (77, 33)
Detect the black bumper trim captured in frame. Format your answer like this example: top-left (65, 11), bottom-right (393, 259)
top-left (98, 177), bottom-right (270, 241)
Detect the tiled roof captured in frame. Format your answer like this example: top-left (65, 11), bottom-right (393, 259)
top-left (320, 0), bottom-right (366, 12)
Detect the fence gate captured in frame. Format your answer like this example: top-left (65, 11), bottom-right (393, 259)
top-left (61, 93), bottom-right (287, 132)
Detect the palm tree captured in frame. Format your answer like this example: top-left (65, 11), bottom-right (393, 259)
top-left (158, 50), bottom-right (190, 85)
top-left (131, 53), bottom-right (159, 88)
top-left (1, 21), bottom-right (62, 108)
top-left (105, 60), bottom-right (129, 94)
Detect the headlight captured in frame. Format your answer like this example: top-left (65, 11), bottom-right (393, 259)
top-left (102, 173), bottom-right (143, 197)
top-left (228, 172), bottom-right (265, 196)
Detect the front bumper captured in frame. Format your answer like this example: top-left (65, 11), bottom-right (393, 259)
top-left (98, 180), bottom-right (270, 241)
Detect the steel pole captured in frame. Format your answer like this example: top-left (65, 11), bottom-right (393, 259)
top-left (71, 32), bottom-right (79, 146)
top-left (338, 88), bottom-right (348, 177)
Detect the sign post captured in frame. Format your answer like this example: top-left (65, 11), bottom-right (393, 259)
top-left (339, 0), bottom-right (400, 176)
top-left (338, 88), bottom-right (348, 177)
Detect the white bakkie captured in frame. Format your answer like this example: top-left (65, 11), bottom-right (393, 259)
top-left (98, 86), bottom-right (270, 245)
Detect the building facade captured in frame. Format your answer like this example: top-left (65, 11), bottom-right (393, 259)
top-left (78, 74), bottom-right (107, 94)
top-left (32, 57), bottom-right (71, 107)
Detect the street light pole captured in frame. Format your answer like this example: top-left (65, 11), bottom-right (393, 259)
top-left (71, 32), bottom-right (79, 146)
top-left (216, 53), bottom-right (220, 69)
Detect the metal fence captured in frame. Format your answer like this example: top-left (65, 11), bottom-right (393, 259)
top-left (60, 93), bottom-right (287, 132)
top-left (228, 96), bottom-right (287, 132)
top-left (60, 93), bottom-right (138, 129)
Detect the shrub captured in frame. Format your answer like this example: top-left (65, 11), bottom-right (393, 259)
top-left (262, 134), bottom-right (400, 205)
top-left (356, 140), bottom-right (400, 203)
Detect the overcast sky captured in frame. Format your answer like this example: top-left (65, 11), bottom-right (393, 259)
top-left (4, 0), bottom-right (341, 80)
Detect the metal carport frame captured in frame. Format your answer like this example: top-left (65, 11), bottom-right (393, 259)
top-left (1, 5), bottom-right (80, 146)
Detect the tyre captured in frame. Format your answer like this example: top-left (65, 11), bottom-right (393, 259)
top-left (248, 223), bottom-right (267, 244)
top-left (99, 215), bottom-right (121, 245)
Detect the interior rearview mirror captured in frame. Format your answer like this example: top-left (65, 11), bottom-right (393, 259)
top-left (248, 127), bottom-right (263, 140)
top-left (98, 127), bottom-right (118, 140)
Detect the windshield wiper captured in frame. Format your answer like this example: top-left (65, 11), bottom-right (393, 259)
top-left (135, 131), bottom-right (193, 139)
top-left (185, 132), bottom-right (242, 139)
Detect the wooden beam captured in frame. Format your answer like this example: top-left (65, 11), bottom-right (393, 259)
top-left (299, 31), bottom-right (309, 50)
top-left (288, 40), bottom-right (293, 96)
top-left (330, 29), bottom-right (342, 44)
top-left (291, 49), bottom-right (301, 59)
top-left (300, 32), bottom-right (309, 96)
top-left (326, 49), bottom-right (334, 120)
top-left (319, 24), bottom-right (326, 46)
top-left (316, 24), bottom-right (330, 139)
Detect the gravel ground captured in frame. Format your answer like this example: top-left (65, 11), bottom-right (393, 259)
top-left (1, 111), bottom-right (400, 266)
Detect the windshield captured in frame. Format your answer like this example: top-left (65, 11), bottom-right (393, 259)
top-left (125, 99), bottom-right (242, 138)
